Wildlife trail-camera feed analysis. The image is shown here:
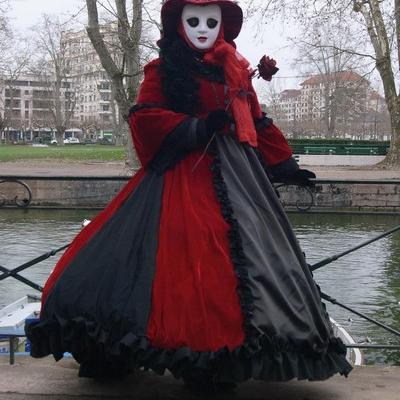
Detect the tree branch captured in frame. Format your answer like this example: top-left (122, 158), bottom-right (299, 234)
top-left (130, 0), bottom-right (143, 47)
top-left (86, 0), bottom-right (121, 80)
top-left (369, 0), bottom-right (390, 57)
top-left (300, 40), bottom-right (376, 60)
top-left (395, 0), bottom-right (400, 72)
top-left (115, 0), bottom-right (130, 52)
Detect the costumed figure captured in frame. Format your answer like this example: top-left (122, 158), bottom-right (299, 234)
top-left (26, 0), bottom-right (352, 390)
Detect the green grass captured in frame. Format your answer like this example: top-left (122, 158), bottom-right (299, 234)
top-left (0, 145), bottom-right (126, 162)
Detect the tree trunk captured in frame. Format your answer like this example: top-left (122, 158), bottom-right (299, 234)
top-left (114, 117), bottom-right (125, 147)
top-left (381, 96), bottom-right (400, 165)
top-left (55, 126), bottom-right (65, 145)
top-left (85, 0), bottom-right (143, 168)
top-left (375, 55), bottom-right (400, 166)
top-left (353, 0), bottom-right (400, 167)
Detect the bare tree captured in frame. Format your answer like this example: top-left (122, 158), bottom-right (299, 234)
top-left (291, 19), bottom-right (369, 138)
top-left (0, 0), bottom-right (22, 143)
top-left (248, 0), bottom-right (400, 166)
top-left (32, 15), bottom-right (76, 145)
top-left (0, 53), bottom-right (32, 143)
top-left (257, 79), bottom-right (287, 123)
top-left (0, 0), bottom-right (10, 51)
top-left (79, 115), bottom-right (108, 139)
top-left (85, 0), bottom-right (146, 166)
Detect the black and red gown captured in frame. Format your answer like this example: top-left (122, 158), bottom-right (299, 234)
top-left (26, 58), bottom-right (352, 382)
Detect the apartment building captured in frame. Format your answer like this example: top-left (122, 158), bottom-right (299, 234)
top-left (0, 73), bottom-right (76, 142)
top-left (0, 25), bottom-right (118, 143)
top-left (270, 71), bottom-right (389, 138)
top-left (62, 26), bottom-right (116, 137)
top-left (273, 89), bottom-right (301, 122)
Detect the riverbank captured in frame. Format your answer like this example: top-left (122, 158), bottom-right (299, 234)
top-left (0, 160), bottom-right (130, 177)
top-left (0, 355), bottom-right (399, 400)
top-left (1, 160), bottom-right (400, 211)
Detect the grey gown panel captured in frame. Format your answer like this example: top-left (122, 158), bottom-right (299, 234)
top-left (216, 135), bottom-right (334, 352)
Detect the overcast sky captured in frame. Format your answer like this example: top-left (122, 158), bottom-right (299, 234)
top-left (10, 0), bottom-right (301, 94)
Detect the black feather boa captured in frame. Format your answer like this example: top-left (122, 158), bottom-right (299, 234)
top-left (158, 36), bottom-right (225, 116)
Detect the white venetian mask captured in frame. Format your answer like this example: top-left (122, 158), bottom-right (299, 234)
top-left (181, 4), bottom-right (222, 50)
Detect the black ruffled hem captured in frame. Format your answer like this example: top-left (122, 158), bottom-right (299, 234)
top-left (26, 141), bottom-right (352, 382)
top-left (26, 315), bottom-right (352, 382)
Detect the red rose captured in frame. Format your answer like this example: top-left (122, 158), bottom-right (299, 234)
top-left (257, 55), bottom-right (279, 81)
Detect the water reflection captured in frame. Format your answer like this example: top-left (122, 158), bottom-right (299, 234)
top-left (0, 209), bottom-right (96, 307)
top-left (373, 231), bottom-right (400, 364)
top-left (290, 213), bottom-right (400, 365)
top-left (0, 210), bottom-right (399, 364)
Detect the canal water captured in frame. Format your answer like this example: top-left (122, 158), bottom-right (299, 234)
top-left (1, 209), bottom-right (399, 365)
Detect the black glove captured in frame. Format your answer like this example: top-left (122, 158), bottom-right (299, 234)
top-left (196, 109), bottom-right (231, 146)
top-left (151, 113), bottom-right (230, 173)
top-left (270, 158), bottom-right (316, 187)
top-left (286, 169), bottom-right (316, 187)
top-left (205, 109), bottom-right (231, 135)
top-left (254, 113), bottom-right (273, 130)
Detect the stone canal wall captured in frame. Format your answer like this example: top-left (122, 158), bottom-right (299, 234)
top-left (1, 177), bottom-right (399, 212)
top-left (277, 181), bottom-right (400, 212)
top-left (0, 178), bottom-right (127, 208)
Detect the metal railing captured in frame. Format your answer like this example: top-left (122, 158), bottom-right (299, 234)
top-left (0, 179), bottom-right (32, 208)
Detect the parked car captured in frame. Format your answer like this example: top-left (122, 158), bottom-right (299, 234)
top-left (63, 137), bottom-right (80, 144)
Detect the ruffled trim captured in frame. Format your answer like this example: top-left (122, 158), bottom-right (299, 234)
top-left (26, 142), bottom-right (352, 381)
top-left (26, 314), bottom-right (352, 381)
top-left (209, 142), bottom-right (256, 338)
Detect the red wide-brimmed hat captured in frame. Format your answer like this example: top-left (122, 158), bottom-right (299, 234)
top-left (160, 0), bottom-right (243, 42)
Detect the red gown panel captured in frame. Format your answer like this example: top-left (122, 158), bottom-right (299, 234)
top-left (147, 151), bottom-right (245, 351)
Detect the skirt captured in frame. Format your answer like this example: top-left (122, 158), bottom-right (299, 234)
top-left (26, 135), bottom-right (352, 381)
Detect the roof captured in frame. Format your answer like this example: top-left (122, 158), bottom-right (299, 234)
top-left (280, 89), bottom-right (301, 99)
top-left (301, 71), bottom-right (367, 86)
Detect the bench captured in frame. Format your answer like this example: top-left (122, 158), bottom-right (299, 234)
top-left (344, 147), bottom-right (379, 155)
top-left (304, 146), bottom-right (336, 155)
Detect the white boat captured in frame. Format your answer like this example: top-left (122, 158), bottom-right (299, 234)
top-left (0, 296), bottom-right (363, 366)
top-left (330, 317), bottom-right (363, 366)
top-left (0, 295), bottom-right (41, 357)
top-left (0, 295), bottom-right (40, 334)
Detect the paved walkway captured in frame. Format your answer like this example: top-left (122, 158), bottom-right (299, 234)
top-left (0, 356), bottom-right (399, 400)
top-left (1, 159), bottom-right (400, 179)
top-left (0, 160), bottom-right (131, 177)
